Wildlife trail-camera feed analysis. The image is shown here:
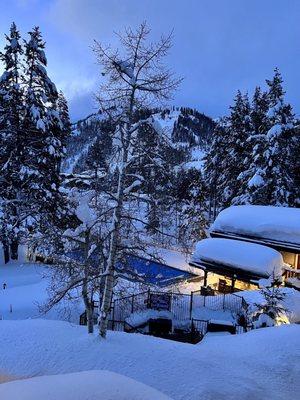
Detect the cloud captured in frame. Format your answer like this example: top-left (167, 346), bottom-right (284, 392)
top-left (0, 0), bottom-right (299, 121)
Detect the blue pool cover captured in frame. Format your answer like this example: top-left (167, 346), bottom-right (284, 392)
top-left (66, 249), bottom-right (196, 287)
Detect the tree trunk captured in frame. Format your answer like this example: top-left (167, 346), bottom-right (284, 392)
top-left (82, 231), bottom-right (94, 334)
top-left (3, 242), bottom-right (10, 264)
top-left (82, 273), bottom-right (94, 334)
top-left (99, 271), bottom-right (115, 337)
top-left (86, 306), bottom-right (94, 334)
top-left (98, 88), bottom-right (134, 338)
top-left (10, 240), bottom-right (18, 260)
top-left (99, 138), bottom-right (127, 338)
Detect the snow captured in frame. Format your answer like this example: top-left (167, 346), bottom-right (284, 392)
top-left (191, 238), bottom-right (284, 278)
top-left (267, 123), bottom-right (282, 139)
top-left (208, 319), bottom-right (234, 326)
top-left (211, 205), bottom-right (300, 245)
top-left (0, 370), bottom-right (171, 400)
top-left (248, 172), bottom-right (264, 188)
top-left (240, 287), bottom-right (300, 323)
top-left (192, 307), bottom-right (236, 323)
top-left (126, 309), bottom-right (173, 328)
top-left (0, 262), bottom-right (81, 322)
top-left (151, 110), bottom-right (180, 139)
top-left (182, 147), bottom-right (206, 171)
top-left (286, 277), bottom-right (300, 289)
top-left (0, 319), bottom-right (299, 399)
top-left (182, 160), bottom-right (204, 171)
top-left (156, 247), bottom-right (200, 275)
top-left (74, 190), bottom-right (97, 227)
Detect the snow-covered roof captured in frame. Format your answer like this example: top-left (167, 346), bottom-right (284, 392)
top-left (211, 206), bottom-right (300, 248)
top-left (191, 238), bottom-right (284, 278)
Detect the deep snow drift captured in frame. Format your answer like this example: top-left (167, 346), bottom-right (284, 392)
top-left (0, 370), bottom-right (171, 400)
top-left (0, 319), bottom-right (299, 400)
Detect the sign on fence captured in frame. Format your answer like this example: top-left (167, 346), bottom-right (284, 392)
top-left (149, 293), bottom-right (171, 311)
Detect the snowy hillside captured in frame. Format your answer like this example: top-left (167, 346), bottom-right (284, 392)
top-left (63, 107), bottom-right (215, 174)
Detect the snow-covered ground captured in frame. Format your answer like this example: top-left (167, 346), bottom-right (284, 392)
top-left (0, 319), bottom-right (299, 399)
top-left (0, 256), bottom-right (299, 399)
top-left (0, 370), bottom-right (171, 400)
top-left (0, 262), bottom-right (82, 322)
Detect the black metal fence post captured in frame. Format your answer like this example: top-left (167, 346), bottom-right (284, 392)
top-left (189, 292), bottom-right (193, 319)
top-left (112, 301), bottom-right (115, 331)
top-left (147, 288), bottom-right (151, 308)
top-left (131, 294), bottom-right (135, 313)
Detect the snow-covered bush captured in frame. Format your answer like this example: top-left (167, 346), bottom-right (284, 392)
top-left (253, 276), bottom-right (289, 328)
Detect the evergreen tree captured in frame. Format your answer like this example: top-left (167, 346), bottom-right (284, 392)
top-left (204, 118), bottom-right (230, 219)
top-left (254, 275), bottom-right (288, 327)
top-left (58, 91), bottom-right (71, 143)
top-left (176, 168), bottom-right (207, 248)
top-left (221, 91), bottom-right (251, 206)
top-left (234, 87), bottom-right (271, 205)
top-left (265, 68), bottom-right (298, 206)
top-left (236, 69), bottom-right (298, 206)
top-left (0, 22), bottom-right (24, 260)
top-left (22, 26), bottom-right (70, 233)
top-left (0, 24), bottom-right (75, 263)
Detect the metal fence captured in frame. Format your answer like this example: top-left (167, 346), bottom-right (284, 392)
top-left (110, 291), bottom-right (149, 323)
top-left (191, 291), bottom-right (246, 315)
top-left (108, 289), bottom-right (248, 334)
top-left (191, 319), bottom-right (208, 336)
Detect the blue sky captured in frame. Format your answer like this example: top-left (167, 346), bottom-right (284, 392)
top-left (0, 0), bottom-right (299, 121)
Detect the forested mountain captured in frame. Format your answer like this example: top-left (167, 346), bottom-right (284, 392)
top-left (62, 107), bottom-right (216, 174)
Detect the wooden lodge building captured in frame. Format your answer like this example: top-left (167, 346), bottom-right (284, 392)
top-left (190, 206), bottom-right (300, 293)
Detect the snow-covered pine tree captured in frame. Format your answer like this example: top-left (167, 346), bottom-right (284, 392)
top-left (130, 120), bottom-right (175, 238)
top-left (292, 124), bottom-right (300, 205)
top-left (221, 91), bottom-right (251, 206)
top-left (264, 68), bottom-right (298, 206)
top-left (58, 91), bottom-right (71, 142)
top-left (0, 22), bottom-right (24, 261)
top-left (176, 168), bottom-right (207, 249)
top-left (254, 275), bottom-right (288, 327)
top-left (22, 27), bottom-right (72, 239)
top-left (233, 86), bottom-right (271, 205)
top-left (204, 118), bottom-right (230, 219)
top-left (236, 70), bottom-right (298, 206)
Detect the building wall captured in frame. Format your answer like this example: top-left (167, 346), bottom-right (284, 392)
top-left (281, 251), bottom-right (299, 269)
top-left (206, 273), bottom-right (257, 292)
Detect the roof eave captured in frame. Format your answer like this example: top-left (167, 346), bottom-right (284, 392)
top-left (210, 230), bottom-right (300, 253)
top-left (189, 259), bottom-right (267, 283)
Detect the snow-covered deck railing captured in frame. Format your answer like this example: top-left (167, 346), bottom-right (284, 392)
top-left (210, 206), bottom-right (300, 251)
top-left (190, 238), bottom-right (284, 279)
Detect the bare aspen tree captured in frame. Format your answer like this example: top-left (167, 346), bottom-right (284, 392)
top-left (93, 22), bottom-right (181, 338)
